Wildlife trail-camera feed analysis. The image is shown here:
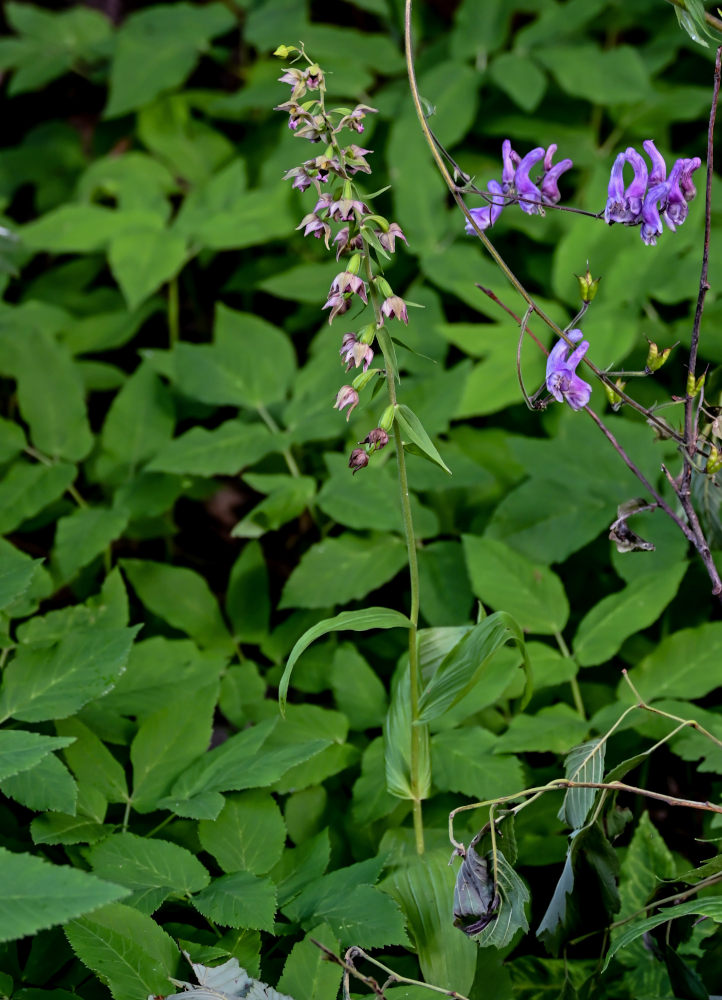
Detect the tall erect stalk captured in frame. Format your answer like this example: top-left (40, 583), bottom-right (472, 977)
top-left (367, 267), bottom-right (425, 855)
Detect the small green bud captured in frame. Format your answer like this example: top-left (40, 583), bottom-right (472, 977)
top-left (576, 266), bottom-right (601, 303)
top-left (352, 368), bottom-right (381, 391)
top-left (357, 323), bottom-right (376, 345)
top-left (374, 276), bottom-right (394, 299)
top-left (707, 444), bottom-right (722, 474)
top-left (687, 372), bottom-right (706, 397)
top-left (273, 44), bottom-right (297, 57)
top-left (645, 340), bottom-right (672, 373)
top-left (604, 378), bottom-right (625, 411)
top-left (379, 405), bottom-right (395, 432)
top-left (346, 253), bottom-right (362, 276)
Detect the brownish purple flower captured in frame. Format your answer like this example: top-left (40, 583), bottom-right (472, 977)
top-left (362, 427), bottom-right (388, 450)
top-left (381, 295), bottom-right (408, 324)
top-left (377, 223), bottom-right (407, 253)
top-left (330, 270), bottom-right (368, 303)
top-left (334, 385), bottom-right (359, 420)
top-left (348, 448), bottom-right (369, 474)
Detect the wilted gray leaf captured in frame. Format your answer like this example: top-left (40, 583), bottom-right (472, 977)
top-left (163, 954), bottom-right (294, 1000)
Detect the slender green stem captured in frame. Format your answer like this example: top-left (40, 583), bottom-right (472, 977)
top-left (168, 276), bottom-right (180, 348)
top-left (554, 630), bottom-right (585, 719)
top-left (121, 800), bottom-right (131, 832)
top-left (365, 258), bottom-right (424, 854)
top-left (255, 403), bottom-right (302, 479)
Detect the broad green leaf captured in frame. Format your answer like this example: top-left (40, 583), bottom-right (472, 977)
top-left (573, 564), bottom-right (686, 667)
top-left (603, 899), bottom-right (722, 970)
top-left (0, 731), bottom-right (75, 784)
top-left (121, 559), bottom-right (233, 652)
top-left (330, 643), bottom-right (388, 730)
top-left (0, 626), bottom-right (140, 723)
top-left (277, 924), bottom-right (342, 1000)
top-left (417, 612), bottom-right (531, 723)
top-left (0, 461), bottom-right (76, 535)
top-left (0, 327), bottom-right (91, 460)
top-left (98, 362), bottom-right (175, 480)
top-left (164, 716), bottom-right (330, 806)
top-left (1, 752), bottom-right (77, 814)
top-left (100, 637), bottom-right (224, 718)
top-left (489, 52), bottom-right (546, 111)
top-left (172, 305), bottom-right (296, 409)
top-left (53, 506), bottom-right (129, 582)
top-left (89, 833), bottom-right (210, 912)
top-left (395, 403), bottom-right (451, 474)
top-left (130, 683), bottom-right (218, 813)
top-left (536, 44), bottom-right (651, 105)
top-left (620, 622), bottom-right (722, 701)
top-left (431, 729), bottom-right (525, 800)
top-left (65, 902), bottom-right (179, 1000)
top-left (105, 3), bottom-right (235, 117)
top-left (175, 182), bottom-right (294, 249)
top-left (279, 605), bottom-right (411, 713)
top-left (147, 421), bottom-right (282, 476)
top-left (0, 540), bottom-right (42, 610)
top-left (0, 847), bottom-right (128, 943)
top-left (226, 541), bottom-right (271, 645)
top-left (384, 851), bottom-right (478, 994)
top-left (56, 718), bottom-right (128, 805)
top-left (611, 812), bottom-right (676, 968)
top-left (21, 205), bottom-right (164, 253)
top-left (1, 4), bottom-right (110, 94)
top-left (280, 533), bottom-right (407, 611)
top-left (557, 740), bottom-right (606, 831)
top-left (198, 791), bottom-right (286, 875)
top-left (31, 812), bottom-right (108, 846)
top-left (463, 536), bottom-right (569, 635)
top-left (232, 477), bottom-right (316, 538)
top-left (0, 415), bottom-right (26, 462)
top-left (384, 665), bottom-right (431, 800)
top-left (173, 159), bottom-right (247, 236)
top-left (283, 861), bottom-right (409, 948)
top-left (494, 705), bottom-right (588, 755)
top-left (191, 873), bottom-right (276, 932)
top-left (108, 228), bottom-right (187, 310)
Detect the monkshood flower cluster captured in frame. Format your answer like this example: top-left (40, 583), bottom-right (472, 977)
top-left (275, 45), bottom-right (409, 473)
top-left (604, 140), bottom-right (702, 245)
top-left (464, 139), bottom-right (573, 233)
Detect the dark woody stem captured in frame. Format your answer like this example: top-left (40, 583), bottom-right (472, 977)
top-left (364, 257), bottom-right (425, 856)
top-left (678, 46), bottom-right (722, 596)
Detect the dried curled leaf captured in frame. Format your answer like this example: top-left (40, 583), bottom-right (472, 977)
top-left (160, 953), bottom-right (294, 1000)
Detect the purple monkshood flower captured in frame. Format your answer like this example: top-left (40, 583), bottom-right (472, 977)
top-left (546, 330), bottom-right (592, 411)
top-left (466, 140), bottom-right (572, 236)
top-left (604, 141), bottom-right (701, 244)
top-left (465, 180), bottom-right (505, 233)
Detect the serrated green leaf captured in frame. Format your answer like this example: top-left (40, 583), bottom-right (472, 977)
top-left (65, 902), bottom-right (179, 1000)
top-left (0, 626), bottom-right (140, 724)
top-left (147, 421), bottom-right (282, 477)
top-left (557, 740), bottom-right (606, 831)
top-left (0, 540), bottom-right (42, 611)
top-left (0, 731), bottom-right (75, 784)
top-left (0, 848), bottom-right (129, 943)
top-left (121, 559), bottom-right (233, 652)
top-left (198, 791), bottom-right (286, 875)
top-left (463, 536), bottom-right (569, 635)
top-left (192, 873), bottom-right (276, 931)
top-left (31, 812), bottom-right (109, 846)
top-left (0, 461), bottom-right (77, 535)
top-left (56, 717), bottom-right (128, 805)
top-left (1, 752), bottom-right (77, 814)
top-left (89, 833), bottom-right (210, 912)
top-left (53, 506), bottom-right (129, 582)
top-left (130, 683), bottom-right (218, 813)
top-left (620, 622), bottom-right (722, 701)
top-left (277, 924), bottom-right (341, 1000)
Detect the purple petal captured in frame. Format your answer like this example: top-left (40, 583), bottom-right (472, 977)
top-left (540, 157), bottom-right (573, 205)
top-left (502, 139), bottom-right (517, 190)
top-left (640, 182), bottom-right (667, 245)
top-left (564, 373), bottom-right (592, 410)
top-left (543, 143), bottom-right (557, 173)
top-left (515, 147), bottom-right (545, 214)
top-left (680, 156), bottom-right (702, 201)
top-left (605, 153), bottom-right (628, 223)
top-left (623, 147), bottom-right (648, 217)
top-left (464, 180), bottom-right (505, 234)
top-left (643, 139), bottom-right (667, 185)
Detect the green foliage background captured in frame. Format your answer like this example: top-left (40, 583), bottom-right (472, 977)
top-left (0, 0), bottom-right (722, 998)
